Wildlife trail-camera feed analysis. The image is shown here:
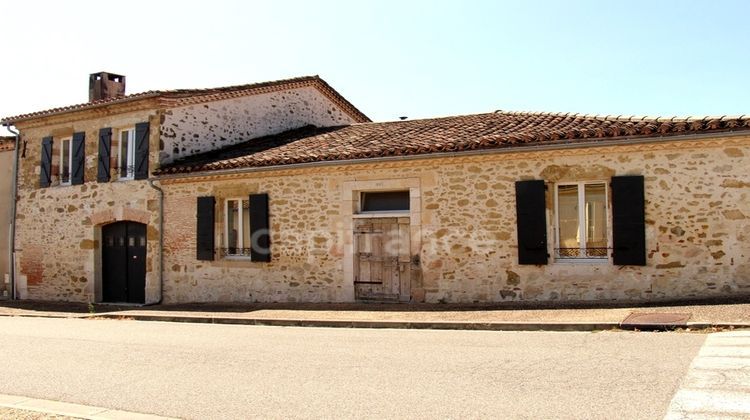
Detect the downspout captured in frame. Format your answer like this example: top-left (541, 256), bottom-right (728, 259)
top-left (4, 123), bottom-right (20, 300)
top-left (147, 179), bottom-right (164, 305)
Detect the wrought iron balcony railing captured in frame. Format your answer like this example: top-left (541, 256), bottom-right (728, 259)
top-left (555, 247), bottom-right (609, 259)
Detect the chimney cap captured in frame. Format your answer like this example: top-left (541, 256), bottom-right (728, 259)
top-left (89, 71), bottom-right (126, 82)
top-left (89, 72), bottom-right (126, 102)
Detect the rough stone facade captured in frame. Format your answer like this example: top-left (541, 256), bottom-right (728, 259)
top-left (160, 86), bottom-right (359, 164)
top-left (12, 109), bottom-right (163, 302)
top-left (10, 84), bottom-right (363, 302)
top-left (159, 133), bottom-right (750, 304)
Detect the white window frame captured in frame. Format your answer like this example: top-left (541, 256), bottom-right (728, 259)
top-left (223, 197), bottom-right (252, 259)
top-left (59, 137), bottom-right (73, 186)
top-left (553, 180), bottom-right (610, 263)
top-left (118, 128), bottom-right (136, 181)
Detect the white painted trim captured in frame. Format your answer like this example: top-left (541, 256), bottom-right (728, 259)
top-left (223, 256), bottom-right (253, 261)
top-left (117, 128), bottom-right (136, 181)
top-left (553, 180), bottom-right (609, 262)
top-left (58, 137), bottom-right (72, 186)
top-left (223, 197), bottom-right (250, 257)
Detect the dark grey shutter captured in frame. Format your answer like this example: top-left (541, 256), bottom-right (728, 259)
top-left (97, 128), bottom-right (112, 182)
top-left (71, 131), bottom-right (85, 185)
top-left (515, 180), bottom-right (548, 265)
top-left (249, 193), bottom-right (271, 262)
top-left (40, 137), bottom-right (53, 188)
top-left (611, 175), bottom-right (646, 266)
top-left (196, 196), bottom-right (215, 261)
top-left (134, 121), bottom-right (149, 180)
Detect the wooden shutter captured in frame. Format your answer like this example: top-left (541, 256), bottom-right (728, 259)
top-left (611, 175), bottom-right (646, 266)
top-left (249, 193), bottom-right (271, 262)
top-left (97, 128), bottom-right (112, 182)
top-left (71, 131), bottom-right (85, 185)
top-left (515, 180), bottom-right (548, 265)
top-left (196, 196), bottom-right (215, 261)
top-left (134, 121), bottom-right (149, 180)
top-left (40, 137), bottom-right (53, 188)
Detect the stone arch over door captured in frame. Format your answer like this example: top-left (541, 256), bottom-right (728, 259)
top-left (90, 207), bottom-right (151, 227)
top-left (91, 206), bottom-right (154, 304)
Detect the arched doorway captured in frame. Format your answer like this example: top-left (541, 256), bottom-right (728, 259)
top-left (102, 221), bottom-right (146, 303)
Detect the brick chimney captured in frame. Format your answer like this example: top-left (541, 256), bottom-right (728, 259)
top-left (89, 72), bottom-right (126, 102)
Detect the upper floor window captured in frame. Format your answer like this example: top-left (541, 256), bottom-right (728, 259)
top-left (59, 137), bottom-right (73, 186)
top-left (554, 181), bottom-right (608, 260)
top-left (118, 128), bottom-right (136, 180)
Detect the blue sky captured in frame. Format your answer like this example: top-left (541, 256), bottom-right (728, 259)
top-left (1, 0), bottom-right (748, 136)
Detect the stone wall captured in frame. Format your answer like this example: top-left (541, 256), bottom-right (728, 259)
top-left (13, 110), bottom-right (162, 302)
top-left (160, 86), bottom-right (360, 164)
top-left (160, 133), bottom-right (750, 304)
top-left (13, 106), bottom-right (750, 305)
top-left (10, 84), bottom-right (361, 303)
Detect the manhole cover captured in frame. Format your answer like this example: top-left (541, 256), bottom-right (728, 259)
top-left (621, 312), bottom-right (691, 329)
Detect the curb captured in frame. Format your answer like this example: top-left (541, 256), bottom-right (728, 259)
top-left (91, 313), bottom-right (620, 331)
top-left (0, 393), bottom-right (177, 420)
top-left (0, 312), bottom-right (85, 319)
top-left (91, 313), bottom-right (750, 331)
top-left (4, 311), bottom-right (750, 332)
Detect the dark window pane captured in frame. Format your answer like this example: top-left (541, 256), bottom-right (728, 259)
top-left (361, 191), bottom-right (410, 212)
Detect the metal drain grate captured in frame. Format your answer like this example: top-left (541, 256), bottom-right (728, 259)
top-left (620, 312), bottom-right (691, 329)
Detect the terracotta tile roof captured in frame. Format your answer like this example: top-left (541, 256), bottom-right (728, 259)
top-left (1, 75), bottom-right (370, 124)
top-left (155, 111), bottom-right (750, 176)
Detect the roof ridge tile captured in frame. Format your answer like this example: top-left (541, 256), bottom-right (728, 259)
top-left (3, 75), bottom-right (370, 124)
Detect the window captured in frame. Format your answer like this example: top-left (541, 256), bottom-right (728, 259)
top-left (223, 198), bottom-right (252, 258)
top-left (361, 191), bottom-right (410, 212)
top-left (118, 128), bottom-right (136, 180)
top-left (554, 181), bottom-right (608, 260)
top-left (59, 137), bottom-right (73, 185)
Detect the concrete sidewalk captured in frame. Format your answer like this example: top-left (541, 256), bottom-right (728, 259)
top-left (1, 299), bottom-right (749, 331)
top-left (0, 393), bottom-right (176, 420)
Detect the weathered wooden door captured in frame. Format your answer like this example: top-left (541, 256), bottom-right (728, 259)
top-left (354, 217), bottom-right (411, 302)
top-left (102, 221), bottom-right (146, 304)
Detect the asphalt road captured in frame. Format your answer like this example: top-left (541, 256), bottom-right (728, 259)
top-left (0, 317), bottom-right (707, 419)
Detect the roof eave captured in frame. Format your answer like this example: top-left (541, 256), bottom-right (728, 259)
top-left (154, 128), bottom-right (750, 181)
top-left (1, 92), bottom-right (164, 126)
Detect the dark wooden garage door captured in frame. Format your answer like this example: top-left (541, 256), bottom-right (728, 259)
top-left (102, 221), bottom-right (146, 304)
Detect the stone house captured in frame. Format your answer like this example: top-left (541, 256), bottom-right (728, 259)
top-left (2, 73), bottom-right (367, 302)
top-left (3, 73), bottom-right (750, 304)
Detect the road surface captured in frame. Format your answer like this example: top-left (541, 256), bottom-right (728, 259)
top-left (0, 317), bottom-right (738, 419)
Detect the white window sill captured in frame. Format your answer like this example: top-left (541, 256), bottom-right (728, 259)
top-left (554, 258), bottom-right (609, 265)
top-left (353, 211), bottom-right (410, 219)
top-left (223, 256), bottom-right (254, 261)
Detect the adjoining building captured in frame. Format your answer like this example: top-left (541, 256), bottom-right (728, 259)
top-left (1, 136), bottom-right (16, 298)
top-left (3, 73), bottom-right (749, 304)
